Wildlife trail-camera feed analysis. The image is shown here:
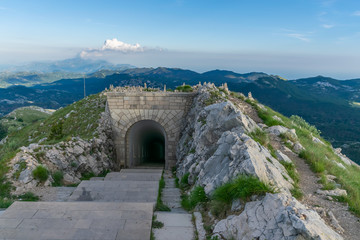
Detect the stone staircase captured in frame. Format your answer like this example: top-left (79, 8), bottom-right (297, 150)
top-left (0, 168), bottom-right (163, 240)
top-left (153, 171), bottom-right (195, 240)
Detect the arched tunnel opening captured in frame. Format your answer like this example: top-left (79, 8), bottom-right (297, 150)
top-left (140, 129), bottom-right (165, 164)
top-left (126, 120), bottom-right (167, 167)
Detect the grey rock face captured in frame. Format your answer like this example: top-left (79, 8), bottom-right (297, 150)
top-left (7, 110), bottom-right (115, 195)
top-left (177, 85), bottom-right (343, 240)
top-left (212, 193), bottom-right (343, 240)
top-left (176, 85), bottom-right (293, 194)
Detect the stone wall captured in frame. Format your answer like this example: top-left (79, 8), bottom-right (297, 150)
top-left (106, 91), bottom-right (195, 169)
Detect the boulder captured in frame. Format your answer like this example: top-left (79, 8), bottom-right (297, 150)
top-left (275, 150), bottom-right (292, 163)
top-left (293, 142), bottom-right (305, 154)
top-left (212, 193), bottom-right (343, 240)
top-left (316, 189), bottom-right (347, 197)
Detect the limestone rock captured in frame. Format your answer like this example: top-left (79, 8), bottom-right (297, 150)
top-left (273, 115), bottom-right (284, 123)
top-left (266, 125), bottom-right (289, 136)
top-left (177, 85), bottom-right (294, 195)
top-left (231, 199), bottom-right (242, 212)
top-left (293, 142), bottom-right (305, 154)
top-left (316, 189), bottom-right (347, 197)
top-left (312, 136), bottom-right (325, 145)
top-left (275, 150), bottom-right (292, 163)
top-left (328, 211), bottom-right (344, 234)
top-left (334, 148), bottom-right (358, 167)
top-left (212, 193), bottom-right (343, 240)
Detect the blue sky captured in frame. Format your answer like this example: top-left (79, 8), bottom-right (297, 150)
top-left (0, 0), bottom-right (360, 79)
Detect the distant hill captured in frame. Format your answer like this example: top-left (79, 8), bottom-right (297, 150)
top-left (0, 67), bottom-right (359, 163)
top-left (0, 58), bottom-right (134, 88)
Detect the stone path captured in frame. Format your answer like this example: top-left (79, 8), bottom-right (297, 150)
top-left (0, 168), bottom-right (163, 240)
top-left (270, 135), bottom-right (360, 240)
top-left (153, 171), bottom-right (194, 240)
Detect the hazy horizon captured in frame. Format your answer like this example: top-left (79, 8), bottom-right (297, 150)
top-left (1, 0), bottom-right (360, 79)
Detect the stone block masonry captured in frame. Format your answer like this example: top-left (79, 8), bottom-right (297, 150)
top-left (106, 91), bottom-right (196, 170)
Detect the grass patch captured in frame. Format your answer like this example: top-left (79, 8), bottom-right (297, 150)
top-left (152, 215), bottom-right (164, 229)
top-left (13, 161), bottom-right (27, 180)
top-left (17, 192), bottom-right (39, 201)
top-left (204, 90), bottom-right (226, 106)
top-left (249, 128), bottom-right (277, 158)
top-left (80, 172), bottom-right (96, 181)
top-left (299, 150), bottom-right (326, 173)
top-left (181, 186), bottom-right (208, 211)
top-left (32, 165), bottom-right (49, 182)
top-left (212, 175), bottom-right (275, 204)
top-left (180, 173), bottom-right (190, 189)
top-left (155, 174), bottom-right (171, 211)
top-left (52, 171), bottom-right (64, 186)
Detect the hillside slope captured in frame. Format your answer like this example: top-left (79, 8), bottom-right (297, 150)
top-left (0, 93), bottom-right (115, 207)
top-left (175, 84), bottom-right (360, 239)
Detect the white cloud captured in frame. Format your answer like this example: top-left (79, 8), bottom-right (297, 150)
top-left (101, 38), bottom-right (143, 52)
top-left (286, 33), bottom-right (311, 42)
top-left (353, 11), bottom-right (360, 16)
top-left (322, 24), bottom-right (334, 29)
top-left (80, 38), bottom-right (151, 58)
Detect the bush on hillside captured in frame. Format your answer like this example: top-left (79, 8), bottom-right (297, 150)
top-left (32, 165), bottom-right (49, 182)
top-left (176, 85), bottom-right (193, 92)
top-left (49, 121), bottom-right (64, 140)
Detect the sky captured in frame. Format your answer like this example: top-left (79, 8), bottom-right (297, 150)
top-left (0, 0), bottom-right (360, 79)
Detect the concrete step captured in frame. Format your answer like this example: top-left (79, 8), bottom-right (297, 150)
top-left (153, 212), bottom-right (194, 240)
top-left (68, 180), bottom-right (159, 204)
top-left (0, 201), bottom-right (153, 240)
top-left (105, 171), bottom-right (162, 181)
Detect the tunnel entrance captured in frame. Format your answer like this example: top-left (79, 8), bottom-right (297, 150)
top-left (126, 120), bottom-right (167, 168)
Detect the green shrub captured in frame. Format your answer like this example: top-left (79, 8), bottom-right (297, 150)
top-left (212, 175), bottom-right (274, 204)
top-left (180, 173), bottom-right (190, 189)
top-left (32, 165), bottom-right (49, 182)
top-left (49, 121), bottom-right (64, 140)
top-left (17, 192), bottom-right (39, 201)
top-left (80, 172), bottom-right (96, 180)
top-left (176, 85), bottom-right (193, 92)
top-left (181, 186), bottom-right (208, 211)
top-left (0, 198), bottom-right (13, 208)
top-left (52, 171), bottom-right (64, 186)
top-left (0, 123), bottom-right (8, 140)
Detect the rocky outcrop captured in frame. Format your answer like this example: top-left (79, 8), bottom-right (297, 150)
top-left (176, 84), bottom-right (344, 240)
top-left (7, 110), bottom-right (115, 195)
top-left (212, 193), bottom-right (342, 240)
top-left (176, 85), bottom-right (294, 194)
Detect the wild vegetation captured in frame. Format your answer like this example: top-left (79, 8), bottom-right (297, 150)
top-left (0, 93), bottom-right (106, 208)
top-left (245, 97), bottom-right (360, 216)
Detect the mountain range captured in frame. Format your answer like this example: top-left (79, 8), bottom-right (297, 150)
top-left (0, 64), bottom-right (359, 163)
top-left (0, 58), bottom-right (134, 88)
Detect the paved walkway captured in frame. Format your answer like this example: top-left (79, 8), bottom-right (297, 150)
top-left (153, 171), bottom-right (194, 240)
top-left (0, 168), bottom-right (163, 240)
